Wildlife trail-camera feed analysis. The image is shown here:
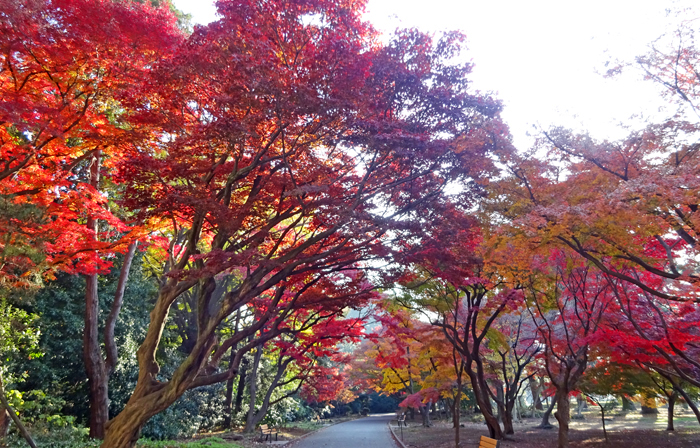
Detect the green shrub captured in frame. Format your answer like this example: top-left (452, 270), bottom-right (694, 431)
top-left (5, 425), bottom-right (99, 448)
top-left (140, 379), bottom-right (225, 440)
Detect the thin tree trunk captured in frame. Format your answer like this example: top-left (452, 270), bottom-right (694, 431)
top-left (453, 384), bottom-right (461, 448)
top-left (233, 364), bottom-right (247, 416)
top-left (83, 151), bottom-right (109, 439)
top-left (85, 269), bottom-right (109, 439)
top-left (496, 384), bottom-right (505, 423)
top-left (83, 152), bottom-right (139, 440)
top-left (247, 358), bottom-right (294, 431)
top-left (223, 311), bottom-right (242, 429)
top-left (244, 345), bottom-right (263, 432)
top-left (223, 347), bottom-right (236, 429)
top-left (473, 380), bottom-right (501, 438)
top-left (0, 374), bottom-right (37, 448)
top-left (0, 408), bottom-right (9, 440)
top-left (554, 391), bottom-right (570, 448)
top-left (503, 400), bottom-right (515, 434)
top-left (105, 242), bottom-right (137, 377)
top-left (657, 372), bottom-right (700, 425)
top-left (574, 394), bottom-right (585, 418)
top-left (419, 401), bottom-right (432, 427)
top-left (667, 391), bottom-right (677, 431)
top-left (530, 377), bottom-right (543, 411)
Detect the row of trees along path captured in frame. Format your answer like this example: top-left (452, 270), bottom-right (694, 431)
top-left (3, 1), bottom-right (700, 448)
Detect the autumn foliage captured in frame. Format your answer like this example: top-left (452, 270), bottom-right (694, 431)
top-left (4, 1), bottom-right (700, 448)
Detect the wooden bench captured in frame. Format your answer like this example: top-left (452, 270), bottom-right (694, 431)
top-left (259, 424), bottom-right (278, 443)
top-left (479, 435), bottom-right (500, 448)
top-left (397, 413), bottom-right (407, 427)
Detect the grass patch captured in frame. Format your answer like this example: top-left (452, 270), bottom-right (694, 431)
top-left (137, 437), bottom-right (243, 448)
top-left (284, 420), bottom-right (326, 430)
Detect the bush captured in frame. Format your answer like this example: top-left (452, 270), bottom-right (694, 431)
top-left (5, 425), bottom-right (99, 448)
top-left (141, 382), bottom-right (225, 440)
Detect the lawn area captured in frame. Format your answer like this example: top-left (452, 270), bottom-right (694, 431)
top-left (391, 410), bottom-right (700, 448)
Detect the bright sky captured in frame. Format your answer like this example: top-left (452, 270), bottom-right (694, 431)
top-left (172, 0), bottom-right (696, 148)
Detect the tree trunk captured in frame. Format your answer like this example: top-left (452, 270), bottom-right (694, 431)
top-left (0, 374), bottom-right (37, 448)
top-left (473, 385), bottom-right (501, 438)
top-left (244, 346), bottom-right (263, 432)
top-left (538, 392), bottom-right (557, 429)
top-left (574, 394), bottom-right (585, 418)
top-left (621, 396), bottom-right (636, 412)
top-left (83, 151), bottom-right (109, 439)
top-left (419, 401), bottom-right (432, 427)
top-left (667, 391), bottom-right (677, 431)
top-left (223, 349), bottom-right (236, 429)
top-left (85, 270), bottom-right (109, 440)
top-left (467, 364), bottom-right (502, 439)
top-left (503, 400), bottom-right (515, 435)
top-left (101, 394), bottom-right (169, 448)
top-left (529, 377), bottom-right (543, 411)
top-left (233, 356), bottom-right (249, 417)
top-left (453, 384), bottom-right (461, 448)
top-left (223, 311), bottom-right (242, 429)
top-left (496, 385), bottom-right (505, 423)
top-left (0, 408), bottom-right (9, 440)
top-left (247, 358), bottom-right (294, 431)
top-left (641, 395), bottom-right (658, 414)
top-left (442, 398), bottom-right (451, 422)
top-left (554, 391), bottom-right (570, 448)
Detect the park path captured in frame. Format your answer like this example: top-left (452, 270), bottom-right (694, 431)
top-left (291, 414), bottom-right (398, 448)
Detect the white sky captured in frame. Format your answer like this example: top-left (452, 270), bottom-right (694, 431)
top-left (172, 0), bottom-right (696, 148)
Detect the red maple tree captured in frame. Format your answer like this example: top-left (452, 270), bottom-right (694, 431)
top-left (99, 0), bottom-right (509, 445)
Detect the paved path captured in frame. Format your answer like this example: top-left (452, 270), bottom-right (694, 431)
top-left (292, 414), bottom-right (397, 448)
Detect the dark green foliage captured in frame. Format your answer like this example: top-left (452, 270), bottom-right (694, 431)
top-left (5, 425), bottom-right (100, 448)
top-left (16, 252), bottom-right (156, 424)
top-left (11, 250), bottom-right (231, 438)
top-left (348, 392), bottom-right (400, 414)
top-left (19, 274), bottom-right (89, 420)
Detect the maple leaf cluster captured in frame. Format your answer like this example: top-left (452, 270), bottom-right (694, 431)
top-left (0, 0), bottom-right (182, 287)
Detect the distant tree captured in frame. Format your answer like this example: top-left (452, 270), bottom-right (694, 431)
top-left (524, 253), bottom-right (612, 448)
